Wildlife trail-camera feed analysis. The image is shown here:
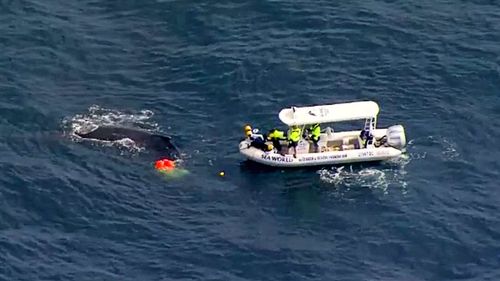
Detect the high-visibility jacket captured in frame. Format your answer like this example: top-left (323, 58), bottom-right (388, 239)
top-left (288, 127), bottom-right (301, 142)
top-left (268, 129), bottom-right (286, 140)
top-left (309, 124), bottom-right (320, 141)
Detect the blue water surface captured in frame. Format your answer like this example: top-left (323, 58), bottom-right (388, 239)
top-left (1, 1), bottom-right (500, 280)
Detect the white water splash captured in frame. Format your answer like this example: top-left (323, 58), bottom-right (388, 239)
top-left (411, 135), bottom-right (460, 161)
top-left (63, 105), bottom-right (158, 134)
top-left (441, 138), bottom-right (460, 160)
top-left (114, 138), bottom-right (146, 154)
top-left (318, 153), bottom-right (411, 194)
top-left (319, 165), bottom-right (405, 194)
top-left (61, 105), bottom-right (160, 153)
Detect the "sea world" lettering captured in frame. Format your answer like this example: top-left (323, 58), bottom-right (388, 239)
top-left (261, 154), bottom-right (294, 162)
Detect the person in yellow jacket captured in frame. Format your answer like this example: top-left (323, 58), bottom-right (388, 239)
top-left (267, 128), bottom-right (287, 154)
top-left (287, 125), bottom-right (302, 158)
top-left (307, 123), bottom-right (321, 152)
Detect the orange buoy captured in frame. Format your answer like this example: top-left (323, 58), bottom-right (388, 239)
top-left (155, 158), bottom-right (176, 171)
top-left (155, 160), bottom-right (164, 169)
top-left (164, 159), bottom-right (175, 168)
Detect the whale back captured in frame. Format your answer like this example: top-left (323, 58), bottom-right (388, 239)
top-left (76, 126), bottom-right (180, 159)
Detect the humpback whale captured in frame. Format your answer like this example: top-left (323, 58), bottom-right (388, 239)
top-left (75, 125), bottom-right (180, 160)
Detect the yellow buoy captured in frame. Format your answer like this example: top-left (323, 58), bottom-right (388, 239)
top-left (219, 171), bottom-right (225, 177)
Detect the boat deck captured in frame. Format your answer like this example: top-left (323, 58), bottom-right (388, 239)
top-left (272, 135), bottom-right (366, 155)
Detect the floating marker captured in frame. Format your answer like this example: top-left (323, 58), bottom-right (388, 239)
top-left (154, 158), bottom-right (190, 179)
top-left (155, 158), bottom-right (175, 171)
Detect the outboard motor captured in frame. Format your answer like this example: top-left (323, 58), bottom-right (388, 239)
top-left (386, 125), bottom-right (406, 150)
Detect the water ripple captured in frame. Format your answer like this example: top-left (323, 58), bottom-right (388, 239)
top-left (2, 0), bottom-right (500, 280)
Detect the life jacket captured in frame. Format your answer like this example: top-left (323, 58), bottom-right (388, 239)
top-left (288, 127), bottom-right (301, 142)
top-left (309, 124), bottom-right (320, 141)
top-left (269, 129), bottom-right (286, 140)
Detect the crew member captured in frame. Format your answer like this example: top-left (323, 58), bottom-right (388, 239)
top-left (360, 129), bottom-right (374, 148)
top-left (287, 125), bottom-right (301, 158)
top-left (307, 123), bottom-right (321, 152)
top-left (246, 128), bottom-right (271, 151)
top-left (244, 124), bottom-right (252, 134)
top-left (267, 128), bottom-right (287, 154)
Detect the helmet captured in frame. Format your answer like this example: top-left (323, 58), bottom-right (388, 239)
top-left (252, 128), bottom-right (259, 134)
top-left (244, 125), bottom-right (252, 132)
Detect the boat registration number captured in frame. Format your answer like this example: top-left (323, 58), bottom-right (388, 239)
top-left (358, 151), bottom-right (374, 157)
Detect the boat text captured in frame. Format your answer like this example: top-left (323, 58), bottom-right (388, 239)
top-left (298, 154), bottom-right (348, 162)
top-left (376, 150), bottom-right (390, 156)
top-left (358, 151), bottom-right (374, 157)
top-left (261, 154), bottom-right (294, 162)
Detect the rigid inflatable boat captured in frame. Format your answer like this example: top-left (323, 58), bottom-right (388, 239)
top-left (239, 101), bottom-right (406, 167)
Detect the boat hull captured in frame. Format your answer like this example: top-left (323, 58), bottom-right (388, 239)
top-left (239, 141), bottom-right (402, 167)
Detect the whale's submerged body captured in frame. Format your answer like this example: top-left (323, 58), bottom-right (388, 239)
top-left (76, 126), bottom-right (180, 160)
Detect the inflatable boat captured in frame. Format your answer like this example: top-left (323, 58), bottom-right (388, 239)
top-left (239, 101), bottom-right (406, 167)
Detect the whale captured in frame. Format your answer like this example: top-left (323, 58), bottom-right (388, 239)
top-left (75, 125), bottom-right (180, 160)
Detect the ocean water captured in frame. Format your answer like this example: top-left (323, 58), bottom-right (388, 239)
top-left (1, 0), bottom-right (500, 280)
